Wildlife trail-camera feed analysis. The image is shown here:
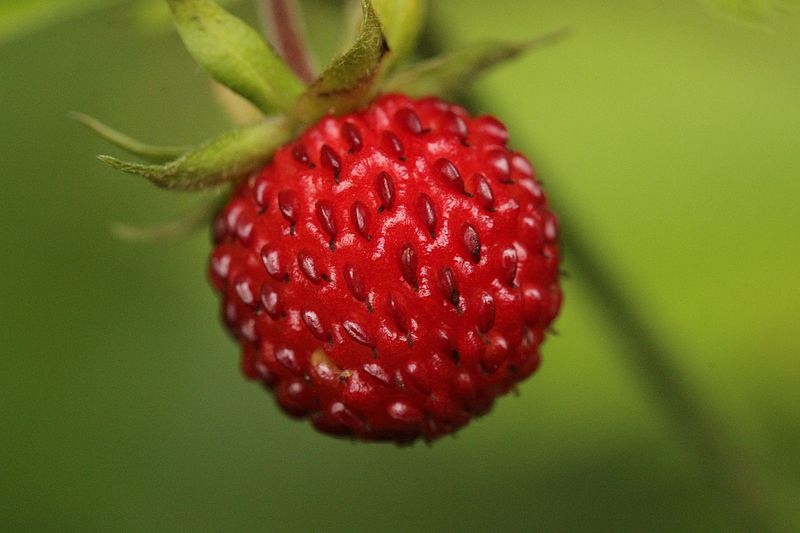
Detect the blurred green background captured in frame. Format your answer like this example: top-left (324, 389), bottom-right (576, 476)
top-left (1, 1), bottom-right (799, 531)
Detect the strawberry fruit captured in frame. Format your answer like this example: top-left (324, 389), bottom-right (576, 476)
top-left (211, 94), bottom-right (561, 441)
top-left (83, 0), bottom-right (563, 442)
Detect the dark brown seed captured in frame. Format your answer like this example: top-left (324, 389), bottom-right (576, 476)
top-left (477, 293), bottom-right (496, 333)
top-left (382, 131), bottom-right (405, 160)
top-left (278, 190), bottom-right (299, 224)
top-left (315, 200), bottom-right (337, 248)
top-left (434, 328), bottom-right (452, 354)
top-left (435, 158), bottom-right (465, 194)
top-left (211, 254), bottom-right (231, 279)
top-left (477, 116), bottom-right (509, 144)
top-left (298, 250), bottom-right (322, 284)
top-left (399, 244), bottom-right (418, 288)
top-left (376, 171), bottom-right (395, 210)
top-left (260, 244), bottom-right (287, 281)
top-left (276, 347), bottom-right (302, 374)
top-left (387, 400), bottom-right (422, 422)
top-left (388, 293), bottom-right (409, 334)
top-left (487, 149), bottom-right (511, 182)
top-left (254, 180), bottom-right (269, 207)
top-left (344, 264), bottom-right (367, 302)
top-left (234, 275), bottom-right (256, 307)
top-left (260, 284), bottom-right (283, 319)
top-left (473, 173), bottom-right (494, 210)
top-left (330, 402), bottom-right (365, 431)
top-left (343, 320), bottom-right (375, 347)
top-left (395, 108), bottom-right (423, 135)
top-left (235, 212), bottom-right (254, 243)
top-left (342, 122), bottom-right (363, 153)
top-left (292, 144), bottom-right (312, 167)
top-left (463, 224), bottom-right (481, 263)
top-left (501, 247), bottom-right (518, 285)
top-left (438, 268), bottom-right (460, 308)
top-left (362, 363), bottom-right (391, 385)
top-left (320, 144), bottom-right (341, 183)
top-left (302, 310), bottom-right (329, 341)
top-left (443, 110), bottom-right (468, 139)
top-left (351, 201), bottom-right (371, 240)
top-left (416, 194), bottom-right (437, 237)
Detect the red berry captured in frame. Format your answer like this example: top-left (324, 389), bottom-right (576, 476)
top-left (209, 94), bottom-right (561, 442)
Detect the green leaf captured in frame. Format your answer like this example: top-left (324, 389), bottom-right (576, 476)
top-left (383, 29), bottom-right (569, 99)
top-left (112, 194), bottom-right (225, 242)
top-left (372, 0), bottom-right (426, 71)
top-left (167, 0), bottom-right (304, 114)
top-left (98, 118), bottom-right (291, 191)
top-left (72, 113), bottom-right (192, 163)
top-left (293, 0), bottom-right (389, 123)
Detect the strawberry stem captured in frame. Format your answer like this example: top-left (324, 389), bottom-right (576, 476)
top-left (261, 0), bottom-right (316, 84)
top-left (559, 223), bottom-right (784, 532)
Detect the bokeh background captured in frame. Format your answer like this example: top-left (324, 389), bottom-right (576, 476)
top-left (2, 1), bottom-right (799, 531)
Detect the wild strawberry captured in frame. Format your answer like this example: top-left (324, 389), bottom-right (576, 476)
top-left (209, 94), bottom-right (560, 441)
top-left (83, 0), bottom-right (564, 442)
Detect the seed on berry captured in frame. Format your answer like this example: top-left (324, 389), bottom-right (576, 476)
top-left (438, 267), bottom-right (460, 308)
top-left (259, 284), bottom-right (283, 319)
top-left (376, 171), bottom-right (396, 210)
top-left (302, 309), bottom-right (330, 342)
top-left (395, 107), bottom-right (423, 135)
top-left (382, 131), bottom-right (405, 160)
top-left (435, 158), bottom-right (465, 194)
top-left (342, 122), bottom-right (363, 153)
top-left (416, 193), bottom-right (437, 237)
top-left (261, 244), bottom-right (288, 282)
top-left (278, 190), bottom-right (299, 226)
top-left (351, 201), bottom-right (371, 240)
top-left (344, 264), bottom-right (367, 302)
top-left (399, 244), bottom-right (418, 288)
top-left (315, 200), bottom-right (337, 249)
top-left (473, 173), bottom-right (494, 210)
top-left (298, 250), bottom-right (322, 284)
top-left (463, 224), bottom-right (481, 263)
top-left (320, 144), bottom-right (342, 183)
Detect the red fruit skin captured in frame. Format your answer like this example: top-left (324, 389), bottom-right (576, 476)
top-left (209, 94), bottom-right (561, 443)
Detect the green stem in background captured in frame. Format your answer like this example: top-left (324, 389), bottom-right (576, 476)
top-left (558, 222), bottom-right (785, 532)
top-left (417, 13), bottom-right (786, 533)
top-left (260, 0), bottom-right (316, 83)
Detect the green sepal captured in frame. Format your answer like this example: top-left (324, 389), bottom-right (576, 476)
top-left (372, 0), bottom-right (426, 72)
top-left (72, 112), bottom-right (192, 163)
top-left (98, 117), bottom-right (291, 191)
top-left (292, 0), bottom-right (389, 123)
top-left (112, 193), bottom-right (226, 242)
top-left (167, 0), bottom-right (304, 115)
top-left (383, 28), bottom-right (569, 99)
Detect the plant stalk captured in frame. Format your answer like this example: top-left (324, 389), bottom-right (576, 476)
top-left (558, 219), bottom-right (784, 532)
top-left (261, 0), bottom-right (316, 83)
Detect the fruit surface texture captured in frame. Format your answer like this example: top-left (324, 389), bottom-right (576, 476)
top-left (209, 94), bottom-right (561, 442)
